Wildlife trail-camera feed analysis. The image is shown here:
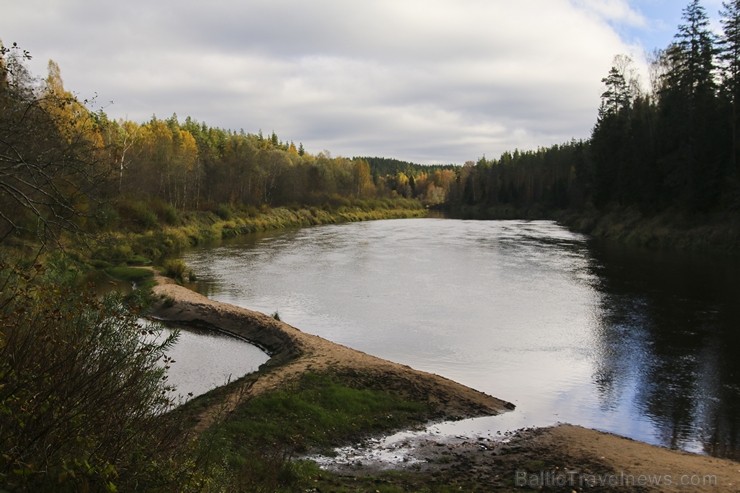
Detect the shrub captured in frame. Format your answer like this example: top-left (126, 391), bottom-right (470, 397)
top-left (152, 199), bottom-right (180, 225)
top-left (91, 235), bottom-right (135, 264)
top-left (92, 203), bottom-right (120, 230)
top-left (0, 265), bottom-right (184, 492)
top-left (216, 203), bottom-right (233, 220)
top-left (163, 258), bottom-right (189, 282)
top-left (131, 230), bottom-right (191, 263)
top-left (117, 200), bottom-right (158, 230)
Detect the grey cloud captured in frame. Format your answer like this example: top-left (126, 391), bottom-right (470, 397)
top-left (2, 0), bottom-right (644, 163)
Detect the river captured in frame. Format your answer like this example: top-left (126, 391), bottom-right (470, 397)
top-left (182, 218), bottom-right (740, 459)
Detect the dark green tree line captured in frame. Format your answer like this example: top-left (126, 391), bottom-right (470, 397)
top-left (447, 142), bottom-right (588, 214)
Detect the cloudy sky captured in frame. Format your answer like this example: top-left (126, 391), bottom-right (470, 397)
top-left (0, 0), bottom-right (727, 164)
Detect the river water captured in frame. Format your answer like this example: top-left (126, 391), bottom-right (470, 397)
top-left (182, 218), bottom-right (740, 459)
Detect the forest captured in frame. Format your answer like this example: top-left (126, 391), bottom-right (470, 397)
top-left (0, 36), bottom-right (438, 492)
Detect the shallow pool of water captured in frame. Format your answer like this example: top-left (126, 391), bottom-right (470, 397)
top-left (155, 324), bottom-right (269, 402)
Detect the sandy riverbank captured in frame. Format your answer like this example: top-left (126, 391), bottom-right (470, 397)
top-left (150, 274), bottom-right (512, 433)
top-left (149, 274), bottom-right (740, 491)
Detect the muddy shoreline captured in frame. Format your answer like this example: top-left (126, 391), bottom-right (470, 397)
top-left (149, 275), bottom-right (740, 491)
top-left (312, 425), bottom-right (740, 491)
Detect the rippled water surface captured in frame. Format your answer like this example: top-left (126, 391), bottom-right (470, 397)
top-left (183, 218), bottom-right (740, 458)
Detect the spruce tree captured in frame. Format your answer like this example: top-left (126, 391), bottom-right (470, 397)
top-left (659, 0), bottom-right (720, 210)
top-left (673, 0), bottom-right (716, 99)
top-left (720, 0), bottom-right (740, 172)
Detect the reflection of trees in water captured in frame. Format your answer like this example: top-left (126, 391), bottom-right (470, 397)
top-left (590, 296), bottom-right (651, 412)
top-left (587, 243), bottom-right (740, 459)
top-left (701, 307), bottom-right (740, 459)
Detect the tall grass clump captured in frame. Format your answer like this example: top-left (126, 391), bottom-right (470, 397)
top-left (162, 258), bottom-right (190, 282)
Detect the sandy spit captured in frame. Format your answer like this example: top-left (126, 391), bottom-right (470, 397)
top-left (149, 274), bottom-right (513, 433)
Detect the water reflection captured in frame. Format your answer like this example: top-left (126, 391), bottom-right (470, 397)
top-left (588, 243), bottom-right (740, 458)
top-left (182, 219), bottom-right (740, 459)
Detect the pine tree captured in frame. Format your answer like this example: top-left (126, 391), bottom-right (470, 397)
top-left (591, 56), bottom-right (640, 207)
top-left (719, 0), bottom-right (740, 171)
top-left (599, 55), bottom-right (637, 118)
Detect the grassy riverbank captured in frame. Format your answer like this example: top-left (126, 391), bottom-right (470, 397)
top-left (149, 271), bottom-right (510, 491)
top-left (447, 204), bottom-right (740, 255)
top-left (174, 371), bottom-right (433, 492)
top-left (75, 198), bottom-right (426, 272)
top-left (555, 207), bottom-right (740, 254)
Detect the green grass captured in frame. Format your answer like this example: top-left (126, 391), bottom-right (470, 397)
top-left (104, 265), bottom-right (153, 283)
top-left (179, 372), bottom-right (433, 491)
top-left (208, 372), bottom-right (430, 455)
top-left (86, 201), bottom-right (427, 268)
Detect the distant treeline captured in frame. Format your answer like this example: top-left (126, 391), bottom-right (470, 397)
top-left (445, 0), bottom-right (740, 216)
top-left (357, 157), bottom-right (458, 204)
top-left (443, 143), bottom-right (588, 215)
top-left (359, 156), bottom-right (457, 177)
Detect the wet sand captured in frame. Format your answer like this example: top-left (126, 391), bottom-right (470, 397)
top-left (319, 425), bottom-right (740, 491)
